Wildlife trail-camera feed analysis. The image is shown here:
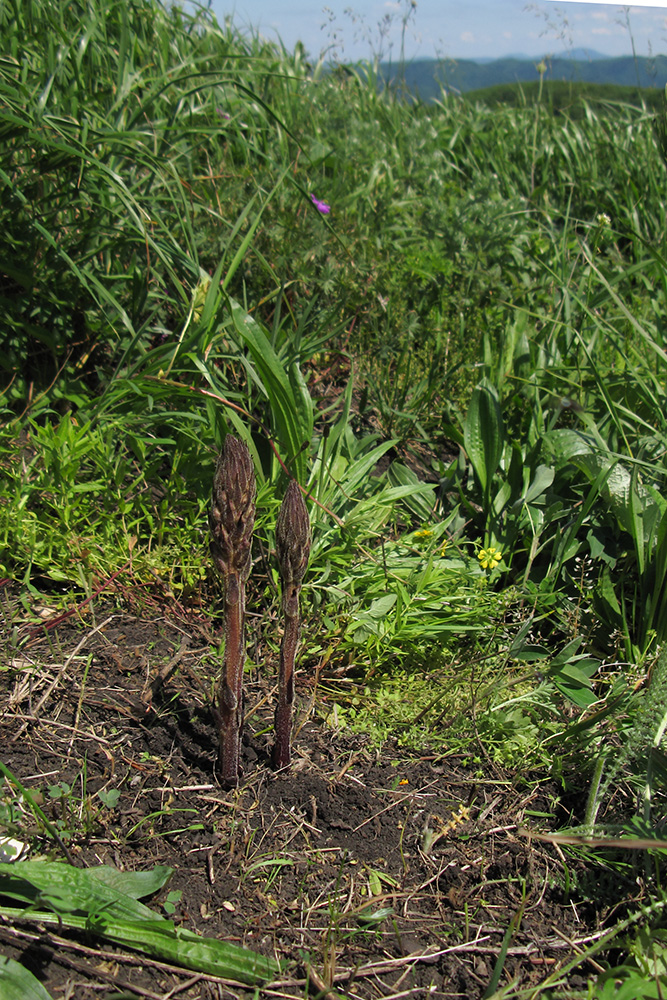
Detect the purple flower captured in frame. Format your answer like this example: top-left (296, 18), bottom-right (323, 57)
top-left (216, 108), bottom-right (231, 120)
top-left (310, 195), bottom-right (331, 215)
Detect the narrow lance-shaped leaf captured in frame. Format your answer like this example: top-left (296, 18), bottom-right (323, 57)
top-left (463, 379), bottom-right (504, 500)
top-left (0, 862), bottom-right (280, 984)
top-left (209, 435), bottom-right (257, 787)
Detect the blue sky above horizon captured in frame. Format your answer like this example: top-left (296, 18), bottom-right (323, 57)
top-left (207, 2), bottom-right (666, 63)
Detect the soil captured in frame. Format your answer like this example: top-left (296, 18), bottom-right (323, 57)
top-left (0, 587), bottom-right (630, 999)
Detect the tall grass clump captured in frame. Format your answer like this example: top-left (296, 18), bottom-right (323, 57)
top-left (0, 0), bottom-right (327, 588)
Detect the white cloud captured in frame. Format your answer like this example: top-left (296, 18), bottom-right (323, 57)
top-left (460, 30), bottom-right (474, 43)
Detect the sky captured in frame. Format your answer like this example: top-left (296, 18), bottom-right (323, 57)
top-left (207, 1), bottom-right (667, 63)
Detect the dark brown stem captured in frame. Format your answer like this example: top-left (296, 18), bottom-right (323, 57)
top-left (209, 436), bottom-right (256, 788)
top-left (218, 572), bottom-right (245, 787)
top-left (272, 480), bottom-right (310, 772)
top-left (272, 583), bottom-right (301, 770)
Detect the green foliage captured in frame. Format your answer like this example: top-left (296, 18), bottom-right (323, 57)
top-left (3, 0), bottom-right (667, 991)
top-left (0, 956), bottom-right (54, 1000)
top-left (0, 860), bottom-right (280, 982)
top-left (0, 0), bottom-right (667, 997)
top-left (469, 79), bottom-right (665, 113)
top-left (580, 645), bottom-right (667, 836)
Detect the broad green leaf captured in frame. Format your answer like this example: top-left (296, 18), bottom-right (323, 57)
top-left (0, 862), bottom-right (162, 922)
top-left (571, 452), bottom-right (652, 537)
top-left (0, 862), bottom-right (280, 985)
top-left (463, 380), bottom-right (503, 497)
top-left (92, 915), bottom-right (281, 983)
top-left (347, 594), bottom-right (397, 641)
top-left (542, 428), bottom-right (594, 463)
top-left (549, 637), bottom-right (582, 668)
top-left (0, 956), bottom-right (54, 1000)
top-left (0, 906), bottom-right (280, 984)
top-left (629, 468), bottom-right (646, 574)
top-left (368, 594), bottom-right (398, 618)
top-left (522, 464), bottom-right (555, 505)
top-left (492, 479), bottom-right (512, 516)
top-left (87, 865), bottom-right (172, 901)
top-left (552, 678), bottom-right (597, 710)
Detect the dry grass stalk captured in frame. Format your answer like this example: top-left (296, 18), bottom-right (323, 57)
top-left (273, 478), bottom-right (311, 770)
top-left (209, 435), bottom-right (256, 787)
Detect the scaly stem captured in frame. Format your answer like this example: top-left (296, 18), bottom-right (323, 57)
top-left (273, 584), bottom-right (301, 770)
top-left (272, 480), bottom-right (310, 772)
top-left (209, 436), bottom-right (256, 788)
top-left (218, 572), bottom-right (245, 787)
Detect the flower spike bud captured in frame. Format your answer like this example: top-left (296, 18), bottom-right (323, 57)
top-left (276, 479), bottom-right (311, 590)
top-left (209, 435), bottom-right (257, 582)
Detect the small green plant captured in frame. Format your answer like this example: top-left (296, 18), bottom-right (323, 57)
top-left (162, 889), bottom-right (183, 915)
top-left (97, 789), bottom-right (121, 810)
top-left (584, 644), bottom-right (667, 836)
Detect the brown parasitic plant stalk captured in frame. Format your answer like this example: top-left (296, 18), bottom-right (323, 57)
top-left (209, 435), bottom-right (257, 787)
top-left (273, 478), bottom-right (311, 771)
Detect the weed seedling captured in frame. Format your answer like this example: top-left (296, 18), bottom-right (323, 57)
top-left (273, 479), bottom-right (311, 771)
top-left (209, 436), bottom-right (257, 788)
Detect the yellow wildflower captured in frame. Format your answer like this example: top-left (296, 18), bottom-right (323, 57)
top-left (413, 528), bottom-right (434, 541)
top-left (478, 546), bottom-right (503, 570)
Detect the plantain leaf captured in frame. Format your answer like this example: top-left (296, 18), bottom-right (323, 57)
top-left (0, 862), bottom-right (280, 985)
top-left (0, 861), bottom-right (164, 921)
top-left (86, 865), bottom-right (173, 901)
top-left (0, 956), bottom-right (54, 1000)
top-left (463, 379), bottom-right (504, 498)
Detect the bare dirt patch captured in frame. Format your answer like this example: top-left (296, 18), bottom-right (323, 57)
top-left (0, 590), bottom-right (617, 999)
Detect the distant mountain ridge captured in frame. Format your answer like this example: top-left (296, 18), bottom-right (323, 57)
top-left (377, 53), bottom-right (667, 100)
top-left (471, 48), bottom-right (610, 64)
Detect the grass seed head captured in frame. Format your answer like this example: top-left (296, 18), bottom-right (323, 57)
top-left (276, 479), bottom-right (311, 587)
top-left (209, 435), bottom-right (257, 581)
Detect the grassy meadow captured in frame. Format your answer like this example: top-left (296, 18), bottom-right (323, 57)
top-left (2, 0), bottom-right (667, 995)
